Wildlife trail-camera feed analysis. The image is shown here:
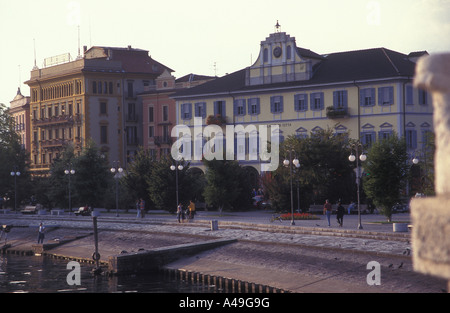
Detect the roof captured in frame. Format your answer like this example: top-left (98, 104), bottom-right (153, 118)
top-left (84, 46), bottom-right (174, 74)
top-left (172, 47), bottom-right (418, 99)
top-left (176, 73), bottom-right (216, 83)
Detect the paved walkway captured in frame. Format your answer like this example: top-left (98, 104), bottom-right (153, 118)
top-left (1, 210), bottom-right (413, 258)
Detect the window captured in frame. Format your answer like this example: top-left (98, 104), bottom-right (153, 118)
top-left (360, 88), bottom-right (375, 106)
top-left (181, 103), bottom-right (192, 120)
top-left (100, 125), bottom-right (108, 144)
top-left (406, 85), bottom-right (413, 105)
top-left (419, 89), bottom-right (428, 105)
top-left (127, 81), bottom-right (134, 98)
top-left (248, 98), bottom-right (260, 115)
top-left (93, 81), bottom-right (97, 93)
top-left (378, 86), bottom-right (394, 105)
top-left (163, 106), bottom-right (169, 121)
top-left (234, 99), bottom-right (246, 116)
top-left (294, 94), bottom-right (308, 111)
top-left (263, 48), bottom-right (268, 63)
top-left (333, 90), bottom-right (348, 109)
top-left (194, 102), bottom-right (206, 118)
top-left (378, 130), bottom-right (392, 141)
top-left (100, 102), bottom-right (107, 115)
top-left (214, 101), bottom-right (226, 116)
top-left (109, 82), bottom-right (113, 94)
top-left (406, 129), bottom-right (417, 149)
top-left (270, 96), bottom-right (283, 113)
top-left (361, 132), bottom-right (376, 147)
top-left (148, 126), bottom-right (154, 138)
top-left (310, 92), bottom-right (324, 110)
top-left (148, 107), bottom-right (154, 122)
top-left (98, 81), bottom-right (102, 94)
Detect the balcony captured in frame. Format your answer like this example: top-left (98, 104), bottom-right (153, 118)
top-left (40, 139), bottom-right (71, 149)
top-left (33, 114), bottom-right (81, 127)
top-left (326, 106), bottom-right (348, 119)
top-left (154, 136), bottom-right (172, 146)
top-left (206, 114), bottom-right (227, 126)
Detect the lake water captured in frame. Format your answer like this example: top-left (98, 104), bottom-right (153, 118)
top-left (0, 254), bottom-right (217, 293)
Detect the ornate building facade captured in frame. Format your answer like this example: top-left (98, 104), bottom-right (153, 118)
top-left (172, 27), bottom-right (433, 174)
top-left (25, 46), bottom-right (172, 175)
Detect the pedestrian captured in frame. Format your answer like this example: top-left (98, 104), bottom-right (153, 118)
top-left (336, 201), bottom-right (345, 227)
top-left (176, 203), bottom-right (183, 223)
top-left (139, 198), bottom-right (145, 218)
top-left (136, 199), bottom-right (141, 218)
top-left (323, 199), bottom-right (332, 227)
top-left (37, 222), bottom-right (45, 244)
top-left (347, 201), bottom-right (355, 215)
top-left (188, 200), bottom-right (196, 220)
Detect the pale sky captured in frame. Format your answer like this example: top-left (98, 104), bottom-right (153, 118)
top-left (1, 0), bottom-right (449, 106)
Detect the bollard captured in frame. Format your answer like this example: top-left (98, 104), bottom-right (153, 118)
top-left (211, 220), bottom-right (219, 231)
top-left (92, 212), bottom-right (101, 274)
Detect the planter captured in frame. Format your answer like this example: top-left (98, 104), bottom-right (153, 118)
top-left (393, 222), bottom-right (408, 232)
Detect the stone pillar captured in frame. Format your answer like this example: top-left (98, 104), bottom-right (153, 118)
top-left (412, 53), bottom-right (450, 292)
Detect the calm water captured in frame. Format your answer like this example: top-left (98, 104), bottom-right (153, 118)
top-left (0, 254), bottom-right (216, 293)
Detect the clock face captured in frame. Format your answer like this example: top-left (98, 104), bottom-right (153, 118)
top-left (273, 46), bottom-right (282, 58)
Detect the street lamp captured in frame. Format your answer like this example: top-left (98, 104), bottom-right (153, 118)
top-left (349, 143), bottom-right (367, 229)
top-left (110, 161), bottom-right (123, 217)
top-left (283, 151), bottom-right (300, 225)
top-left (10, 166), bottom-right (20, 212)
top-left (64, 165), bottom-right (75, 213)
top-left (170, 162), bottom-right (184, 208)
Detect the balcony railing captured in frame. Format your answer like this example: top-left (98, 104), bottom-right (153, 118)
top-left (33, 114), bottom-right (81, 127)
top-left (154, 136), bottom-right (172, 146)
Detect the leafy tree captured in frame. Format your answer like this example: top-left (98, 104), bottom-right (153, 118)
top-left (147, 156), bottom-right (197, 212)
top-left (203, 159), bottom-right (252, 213)
top-left (363, 134), bottom-right (409, 221)
top-left (0, 103), bottom-right (30, 208)
top-left (122, 147), bottom-right (155, 210)
top-left (264, 129), bottom-right (354, 211)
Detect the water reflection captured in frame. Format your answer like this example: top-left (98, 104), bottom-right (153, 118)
top-left (0, 255), bottom-right (215, 293)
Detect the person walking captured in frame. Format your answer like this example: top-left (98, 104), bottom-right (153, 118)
top-left (347, 201), bottom-right (355, 215)
top-left (139, 198), bottom-right (145, 218)
top-left (136, 199), bottom-right (141, 218)
top-left (336, 202), bottom-right (345, 227)
top-left (37, 222), bottom-right (45, 244)
top-left (323, 199), bottom-right (332, 227)
top-left (188, 200), bottom-right (196, 220)
top-left (176, 203), bottom-right (183, 223)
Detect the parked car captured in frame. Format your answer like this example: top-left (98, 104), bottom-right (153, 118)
top-left (74, 206), bottom-right (92, 216)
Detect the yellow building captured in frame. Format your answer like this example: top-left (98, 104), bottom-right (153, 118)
top-left (25, 46), bottom-right (172, 175)
top-left (172, 28), bottom-right (432, 174)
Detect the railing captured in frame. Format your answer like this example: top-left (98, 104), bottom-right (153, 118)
top-left (326, 106), bottom-right (348, 118)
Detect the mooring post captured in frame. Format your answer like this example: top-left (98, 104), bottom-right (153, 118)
top-left (92, 211), bottom-right (101, 274)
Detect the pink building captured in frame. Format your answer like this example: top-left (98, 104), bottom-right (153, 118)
top-left (140, 70), bottom-right (215, 159)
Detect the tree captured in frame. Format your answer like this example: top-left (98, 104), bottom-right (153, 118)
top-left (203, 159), bottom-right (252, 213)
top-left (147, 156), bottom-right (198, 212)
top-left (0, 103), bottom-right (30, 208)
top-left (363, 134), bottom-right (409, 221)
top-left (263, 129), bottom-right (354, 211)
top-left (122, 147), bottom-right (155, 210)
top-left (71, 140), bottom-right (111, 208)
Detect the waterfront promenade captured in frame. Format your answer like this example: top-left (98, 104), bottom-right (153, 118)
top-left (0, 210), bottom-right (447, 293)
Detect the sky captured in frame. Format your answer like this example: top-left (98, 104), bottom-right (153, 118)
top-left (1, 0), bottom-right (449, 106)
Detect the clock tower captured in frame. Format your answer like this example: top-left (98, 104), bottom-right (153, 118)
top-left (245, 22), bottom-right (323, 86)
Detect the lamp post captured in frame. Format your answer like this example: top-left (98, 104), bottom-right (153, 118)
top-left (170, 162), bottom-right (184, 208)
top-left (110, 161), bottom-right (123, 217)
top-left (283, 150), bottom-right (300, 225)
top-left (64, 165), bottom-right (75, 213)
top-left (349, 143), bottom-right (367, 229)
top-left (10, 166), bottom-right (20, 212)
